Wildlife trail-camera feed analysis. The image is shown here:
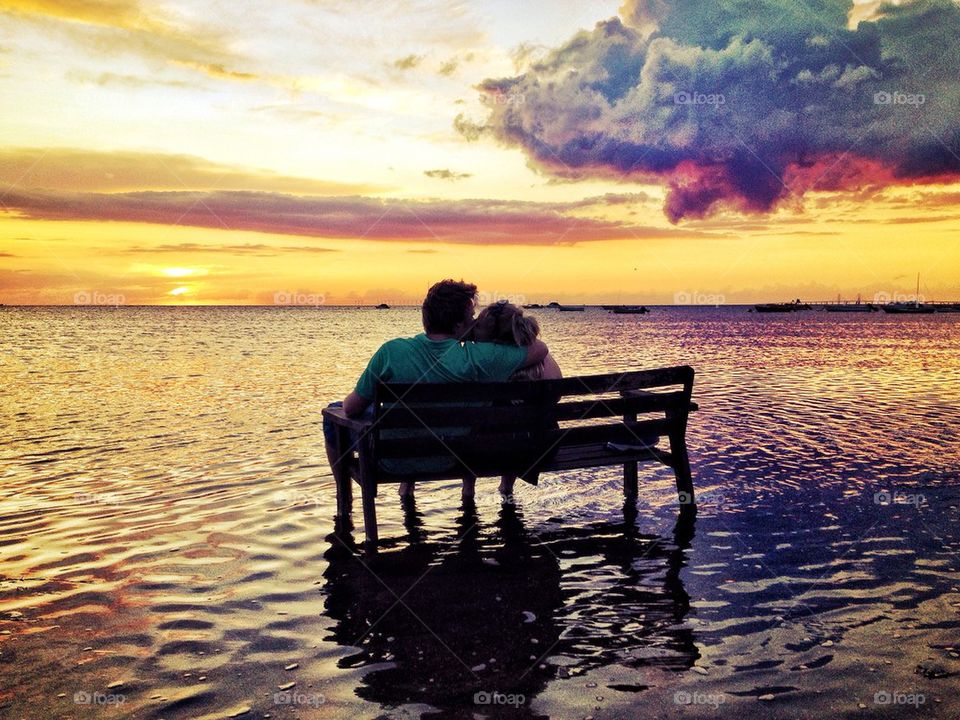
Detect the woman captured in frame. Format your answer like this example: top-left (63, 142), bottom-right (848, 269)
top-left (470, 301), bottom-right (562, 496)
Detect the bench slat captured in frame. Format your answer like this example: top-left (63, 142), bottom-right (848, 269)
top-left (374, 418), bottom-right (675, 460)
top-left (375, 391), bottom-right (692, 429)
top-left (372, 442), bottom-right (676, 481)
top-left (376, 366), bottom-right (693, 404)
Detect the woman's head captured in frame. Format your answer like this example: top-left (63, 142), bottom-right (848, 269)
top-left (471, 301), bottom-right (540, 346)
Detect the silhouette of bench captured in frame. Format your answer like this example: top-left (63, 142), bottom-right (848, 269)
top-left (323, 365), bottom-right (698, 545)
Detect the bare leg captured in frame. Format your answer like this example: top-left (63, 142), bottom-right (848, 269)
top-left (499, 475), bottom-right (516, 500)
top-left (462, 475), bottom-right (476, 500)
top-left (398, 481), bottom-right (415, 498)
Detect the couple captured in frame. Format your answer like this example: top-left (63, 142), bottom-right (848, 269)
top-left (322, 279), bottom-right (561, 499)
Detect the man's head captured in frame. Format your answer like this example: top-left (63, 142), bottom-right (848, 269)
top-left (421, 279), bottom-right (477, 338)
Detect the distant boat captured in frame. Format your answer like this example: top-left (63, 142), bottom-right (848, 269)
top-left (882, 273), bottom-right (934, 313)
top-left (882, 303), bottom-right (935, 314)
top-left (547, 301), bottom-right (561, 308)
top-left (557, 304), bottom-right (585, 312)
top-left (375, 303), bottom-right (390, 309)
top-left (824, 297), bottom-right (878, 312)
top-left (755, 299), bottom-right (811, 313)
top-left (522, 303), bottom-right (543, 309)
top-left (611, 305), bottom-right (649, 314)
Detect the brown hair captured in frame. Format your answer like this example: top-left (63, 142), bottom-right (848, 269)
top-left (421, 279), bottom-right (477, 335)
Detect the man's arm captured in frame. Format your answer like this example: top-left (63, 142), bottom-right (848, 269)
top-left (343, 390), bottom-right (371, 418)
top-left (343, 342), bottom-right (388, 417)
top-left (518, 338), bottom-right (549, 368)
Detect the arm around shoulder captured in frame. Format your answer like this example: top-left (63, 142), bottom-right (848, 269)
top-left (519, 338), bottom-right (549, 368)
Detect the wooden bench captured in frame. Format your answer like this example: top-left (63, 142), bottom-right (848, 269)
top-left (322, 365), bottom-right (698, 545)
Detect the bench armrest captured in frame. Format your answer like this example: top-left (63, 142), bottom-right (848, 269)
top-left (322, 405), bottom-right (373, 433)
top-left (620, 388), bottom-right (699, 412)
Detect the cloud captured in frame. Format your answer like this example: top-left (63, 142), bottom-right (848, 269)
top-left (121, 242), bottom-right (340, 255)
top-left (171, 61), bottom-right (258, 82)
top-left (424, 168), bottom-right (472, 180)
top-left (463, 0), bottom-right (960, 221)
top-left (393, 54), bottom-right (424, 70)
top-left (0, 0), bottom-right (249, 81)
top-left (0, 147), bottom-right (384, 194)
top-left (2, 189), bottom-right (713, 245)
top-left (66, 69), bottom-right (193, 89)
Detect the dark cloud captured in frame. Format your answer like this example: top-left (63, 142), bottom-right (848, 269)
top-left (463, 0), bottom-right (960, 222)
top-left (2, 189), bottom-right (713, 245)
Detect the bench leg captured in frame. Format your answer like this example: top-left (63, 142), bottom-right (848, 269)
top-left (623, 461), bottom-right (638, 498)
top-left (670, 433), bottom-right (695, 507)
top-left (332, 426), bottom-right (353, 519)
top-left (361, 481), bottom-right (379, 546)
top-left (623, 410), bottom-right (639, 499)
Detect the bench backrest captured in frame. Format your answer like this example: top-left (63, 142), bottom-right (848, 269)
top-left (368, 366), bottom-right (694, 479)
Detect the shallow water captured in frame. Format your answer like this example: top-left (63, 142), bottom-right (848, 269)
top-left (1, 306), bottom-right (959, 719)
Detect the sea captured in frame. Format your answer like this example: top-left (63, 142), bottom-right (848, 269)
top-left (1, 306), bottom-right (959, 719)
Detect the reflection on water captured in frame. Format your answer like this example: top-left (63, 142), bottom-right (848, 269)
top-left (322, 504), bottom-right (697, 716)
top-left (1, 306), bottom-right (959, 718)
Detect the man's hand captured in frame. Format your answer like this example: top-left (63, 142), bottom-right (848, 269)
top-left (343, 390), bottom-right (371, 418)
top-left (519, 339), bottom-right (549, 368)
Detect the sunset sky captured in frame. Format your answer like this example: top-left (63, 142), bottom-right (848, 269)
top-left (1, 0), bottom-right (959, 304)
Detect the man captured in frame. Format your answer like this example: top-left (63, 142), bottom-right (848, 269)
top-left (323, 279), bottom-right (549, 499)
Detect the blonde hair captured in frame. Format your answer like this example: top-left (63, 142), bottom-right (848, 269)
top-left (474, 302), bottom-right (540, 346)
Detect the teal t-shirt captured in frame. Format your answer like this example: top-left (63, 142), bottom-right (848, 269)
top-left (354, 334), bottom-right (527, 475)
top-left (355, 334), bottom-right (527, 399)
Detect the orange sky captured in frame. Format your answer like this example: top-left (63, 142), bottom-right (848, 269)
top-left (1, 0), bottom-right (959, 305)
